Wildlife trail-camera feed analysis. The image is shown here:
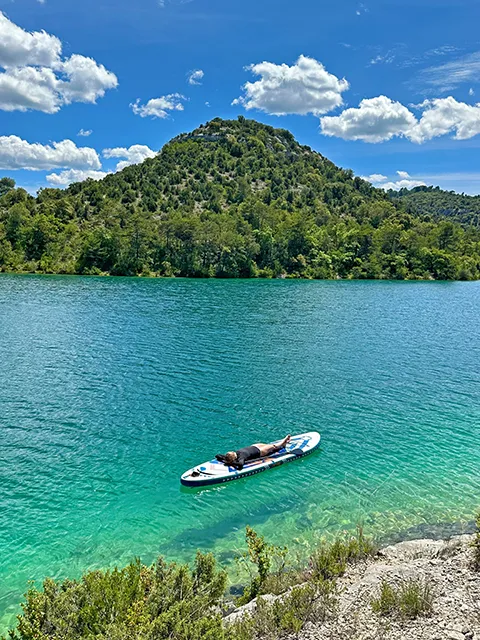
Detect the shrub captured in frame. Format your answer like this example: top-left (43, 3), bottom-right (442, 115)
top-left (5, 552), bottom-right (227, 640)
top-left (310, 526), bottom-right (376, 581)
top-left (227, 581), bottom-right (338, 640)
top-left (371, 579), bottom-right (399, 616)
top-left (236, 527), bottom-right (289, 605)
top-left (371, 578), bottom-right (434, 620)
top-left (398, 578), bottom-right (434, 619)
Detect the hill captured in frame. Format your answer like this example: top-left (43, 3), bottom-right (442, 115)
top-left (389, 185), bottom-right (480, 228)
top-left (1, 117), bottom-right (479, 280)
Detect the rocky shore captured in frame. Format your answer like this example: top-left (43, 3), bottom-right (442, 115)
top-left (226, 535), bottom-right (479, 640)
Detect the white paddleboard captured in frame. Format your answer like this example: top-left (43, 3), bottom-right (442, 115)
top-left (180, 431), bottom-right (321, 487)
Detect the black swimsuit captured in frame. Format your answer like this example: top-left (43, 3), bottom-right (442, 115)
top-left (233, 445), bottom-right (261, 470)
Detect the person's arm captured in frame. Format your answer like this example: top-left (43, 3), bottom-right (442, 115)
top-left (234, 453), bottom-right (246, 470)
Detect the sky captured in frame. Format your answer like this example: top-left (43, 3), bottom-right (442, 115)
top-left (1, 0), bottom-right (480, 194)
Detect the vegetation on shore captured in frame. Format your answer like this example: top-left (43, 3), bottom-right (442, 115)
top-left (5, 514), bottom-right (480, 640)
top-left (1, 118), bottom-right (480, 280)
top-left (4, 527), bottom-right (376, 640)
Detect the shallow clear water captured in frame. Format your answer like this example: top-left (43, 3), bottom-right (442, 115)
top-left (1, 276), bottom-right (479, 627)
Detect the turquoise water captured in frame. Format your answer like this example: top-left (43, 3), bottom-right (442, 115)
top-left (1, 276), bottom-right (479, 627)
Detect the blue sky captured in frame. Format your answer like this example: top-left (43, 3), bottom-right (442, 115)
top-left (1, 0), bottom-right (480, 194)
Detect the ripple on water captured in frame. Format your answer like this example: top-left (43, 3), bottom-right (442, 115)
top-left (0, 276), bottom-right (479, 630)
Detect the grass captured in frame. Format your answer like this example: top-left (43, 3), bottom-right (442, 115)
top-left (310, 526), bottom-right (376, 581)
top-left (371, 578), bottom-right (434, 619)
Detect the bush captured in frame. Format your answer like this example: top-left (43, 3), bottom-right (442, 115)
top-left (310, 526), bottom-right (376, 581)
top-left (371, 578), bottom-right (434, 620)
top-left (236, 527), bottom-right (289, 605)
top-left (5, 552), bottom-right (227, 640)
top-left (227, 581), bottom-right (338, 640)
top-left (371, 580), bottom-right (397, 616)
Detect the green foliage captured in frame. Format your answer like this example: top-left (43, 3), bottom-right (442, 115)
top-left (5, 552), bottom-right (227, 640)
top-left (227, 581), bottom-right (338, 640)
top-left (389, 185), bottom-right (480, 227)
top-left (1, 118), bottom-right (479, 279)
top-left (237, 526), bottom-right (289, 605)
top-left (471, 512), bottom-right (480, 571)
top-left (310, 527), bottom-right (376, 581)
top-left (371, 578), bottom-right (434, 619)
top-left (370, 579), bottom-right (398, 616)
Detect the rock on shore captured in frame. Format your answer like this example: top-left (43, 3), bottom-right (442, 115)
top-left (226, 535), bottom-right (479, 640)
top-left (301, 535), bottom-right (479, 640)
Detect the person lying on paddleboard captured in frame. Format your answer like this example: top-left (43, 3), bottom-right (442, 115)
top-left (216, 435), bottom-right (291, 470)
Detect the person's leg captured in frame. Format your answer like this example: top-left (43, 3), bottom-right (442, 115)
top-left (255, 435), bottom-right (291, 457)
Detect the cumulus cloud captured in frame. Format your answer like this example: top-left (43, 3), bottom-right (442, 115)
top-left (46, 168), bottom-right (109, 185)
top-left (131, 94), bottom-right (185, 119)
top-left (233, 55), bottom-right (349, 116)
top-left (0, 135), bottom-right (101, 171)
top-left (409, 96), bottom-right (480, 143)
top-left (58, 54), bottom-right (118, 105)
top-left (0, 11), bottom-right (61, 68)
top-left (364, 171), bottom-right (426, 191)
top-left (320, 94), bottom-right (480, 144)
top-left (78, 129), bottom-right (92, 137)
top-left (321, 96), bottom-right (417, 142)
top-left (187, 69), bottom-right (204, 85)
top-left (103, 144), bottom-right (157, 171)
top-left (0, 11), bottom-right (117, 113)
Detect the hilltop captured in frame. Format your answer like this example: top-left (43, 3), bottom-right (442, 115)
top-left (0, 117), bottom-right (479, 280)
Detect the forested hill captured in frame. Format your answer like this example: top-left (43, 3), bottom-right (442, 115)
top-left (1, 117), bottom-right (479, 280)
top-left (389, 185), bottom-right (480, 228)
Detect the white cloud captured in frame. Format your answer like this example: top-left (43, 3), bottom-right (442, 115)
top-left (103, 144), bottom-right (157, 171)
top-left (46, 169), bottom-right (108, 186)
top-left (415, 51), bottom-right (480, 93)
top-left (0, 11), bottom-right (117, 113)
top-left (233, 55), bottom-right (349, 116)
top-left (321, 96), bottom-right (417, 142)
top-left (0, 135), bottom-right (101, 171)
top-left (360, 173), bottom-right (388, 182)
top-left (58, 54), bottom-right (118, 105)
top-left (365, 171), bottom-right (426, 191)
top-left (78, 129), bottom-right (93, 137)
top-left (188, 69), bottom-right (204, 85)
top-left (131, 94), bottom-right (185, 119)
top-left (0, 11), bottom-right (61, 68)
top-left (409, 96), bottom-right (480, 143)
top-left (369, 51), bottom-right (396, 66)
top-left (469, 88), bottom-right (475, 96)
top-left (0, 66), bottom-right (59, 113)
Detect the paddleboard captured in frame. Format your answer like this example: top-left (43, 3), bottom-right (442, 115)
top-left (180, 431), bottom-right (321, 487)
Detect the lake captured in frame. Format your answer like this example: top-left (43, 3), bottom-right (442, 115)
top-left (1, 275), bottom-right (479, 628)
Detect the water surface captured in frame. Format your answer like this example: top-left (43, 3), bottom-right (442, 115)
top-left (1, 276), bottom-right (479, 627)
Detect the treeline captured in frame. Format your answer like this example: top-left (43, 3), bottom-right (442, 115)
top-left (1, 118), bottom-right (479, 280)
top-left (390, 185), bottom-right (480, 228)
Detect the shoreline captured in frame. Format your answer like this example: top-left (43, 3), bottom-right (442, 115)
top-left (0, 270), bottom-right (478, 283)
top-left (226, 534), bottom-right (479, 640)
